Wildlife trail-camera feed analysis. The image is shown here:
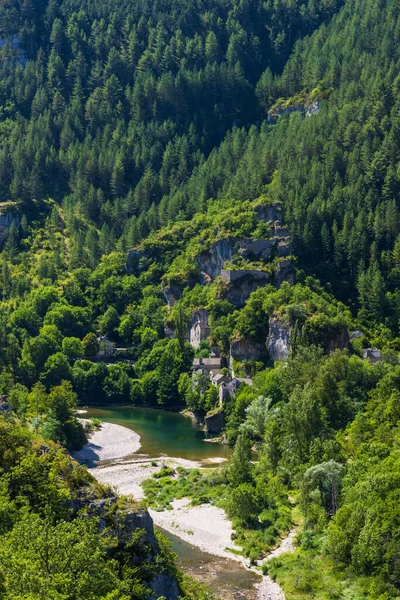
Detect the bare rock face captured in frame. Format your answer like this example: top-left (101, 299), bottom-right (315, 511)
top-left (164, 324), bottom-right (177, 339)
top-left (255, 203), bottom-right (282, 223)
top-left (277, 240), bottom-right (291, 257)
top-left (149, 574), bottom-right (180, 600)
top-left (161, 282), bottom-right (182, 307)
top-left (126, 249), bottom-right (145, 274)
top-left (326, 327), bottom-right (350, 353)
top-left (230, 338), bottom-right (266, 362)
top-left (0, 211), bottom-right (20, 243)
top-left (205, 410), bottom-right (225, 434)
top-left (275, 260), bottom-right (295, 287)
top-left (239, 238), bottom-right (273, 260)
top-left (221, 269), bottom-right (270, 284)
top-left (221, 269), bottom-right (270, 307)
top-left (267, 318), bottom-right (290, 362)
top-left (197, 238), bottom-right (236, 279)
top-left (117, 508), bottom-right (159, 550)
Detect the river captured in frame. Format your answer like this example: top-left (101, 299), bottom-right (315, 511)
top-left (85, 405), bottom-right (231, 460)
top-left (83, 406), bottom-right (260, 599)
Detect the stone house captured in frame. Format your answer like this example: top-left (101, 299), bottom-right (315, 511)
top-left (218, 377), bottom-right (252, 405)
top-left (97, 336), bottom-right (114, 357)
top-left (362, 348), bottom-right (382, 364)
top-left (192, 357), bottom-right (222, 374)
top-left (211, 371), bottom-right (231, 387)
top-left (189, 309), bottom-right (211, 348)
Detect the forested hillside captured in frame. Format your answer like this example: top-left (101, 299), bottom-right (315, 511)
top-left (0, 0), bottom-right (341, 256)
top-left (1, 0), bottom-right (400, 598)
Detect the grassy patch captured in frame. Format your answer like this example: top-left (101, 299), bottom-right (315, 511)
top-left (142, 466), bottom-right (292, 561)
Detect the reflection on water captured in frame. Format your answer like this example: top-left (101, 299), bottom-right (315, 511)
top-left (85, 406), bottom-right (231, 461)
top-left (162, 529), bottom-right (260, 600)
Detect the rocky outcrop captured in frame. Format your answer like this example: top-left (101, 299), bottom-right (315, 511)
top-left (149, 574), bottom-right (180, 600)
top-left (277, 240), bottom-right (291, 257)
top-left (267, 318), bottom-right (290, 362)
top-left (161, 281), bottom-right (182, 307)
top-left (164, 324), bottom-right (176, 339)
top-left (115, 509), bottom-right (181, 600)
top-left (220, 269), bottom-right (271, 307)
top-left (221, 269), bottom-right (270, 284)
top-left (126, 249), bottom-right (146, 274)
top-left (0, 210), bottom-right (20, 244)
top-left (230, 338), bottom-right (266, 362)
top-left (239, 238), bottom-right (273, 260)
top-left (255, 203), bottom-right (282, 223)
top-left (274, 223), bottom-right (290, 238)
top-left (197, 238), bottom-right (236, 279)
top-left (116, 508), bottom-right (158, 550)
top-left (205, 410), bottom-right (225, 434)
top-left (268, 100), bottom-right (320, 123)
top-left (275, 260), bottom-right (295, 286)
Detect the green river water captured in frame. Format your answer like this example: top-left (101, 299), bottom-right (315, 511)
top-left (85, 405), bottom-right (231, 460)
top-left (84, 406), bottom-right (259, 599)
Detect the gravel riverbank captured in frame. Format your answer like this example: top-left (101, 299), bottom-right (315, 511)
top-left (72, 421), bottom-right (141, 464)
top-left (73, 421), bottom-right (293, 600)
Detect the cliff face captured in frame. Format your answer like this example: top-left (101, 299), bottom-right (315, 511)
top-left (71, 489), bottom-right (181, 600)
top-left (230, 338), bottom-right (266, 362)
top-left (275, 260), bottom-right (295, 286)
top-left (221, 269), bottom-right (271, 307)
top-left (197, 238), bottom-right (236, 279)
top-left (267, 318), bottom-right (291, 362)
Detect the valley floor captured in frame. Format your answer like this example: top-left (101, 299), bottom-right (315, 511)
top-left (73, 421), bottom-right (294, 600)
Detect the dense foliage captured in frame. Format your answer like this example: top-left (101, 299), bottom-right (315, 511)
top-left (0, 416), bottom-right (214, 600)
top-left (2, 0), bottom-right (400, 597)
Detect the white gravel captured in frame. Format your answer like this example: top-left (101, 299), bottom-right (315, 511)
top-left (149, 497), bottom-right (242, 559)
top-left (72, 422), bottom-right (141, 463)
top-left (93, 456), bottom-right (199, 500)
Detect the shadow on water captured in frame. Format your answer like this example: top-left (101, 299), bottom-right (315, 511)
top-left (85, 406), bottom-right (231, 461)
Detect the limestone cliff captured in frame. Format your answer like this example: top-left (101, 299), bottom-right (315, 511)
top-left (221, 269), bottom-right (271, 307)
top-left (71, 488), bottom-right (181, 600)
top-left (267, 318), bottom-right (291, 362)
top-left (197, 238), bottom-right (236, 279)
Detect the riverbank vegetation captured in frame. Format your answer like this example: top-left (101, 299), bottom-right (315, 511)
top-left (0, 415), bottom-right (215, 599)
